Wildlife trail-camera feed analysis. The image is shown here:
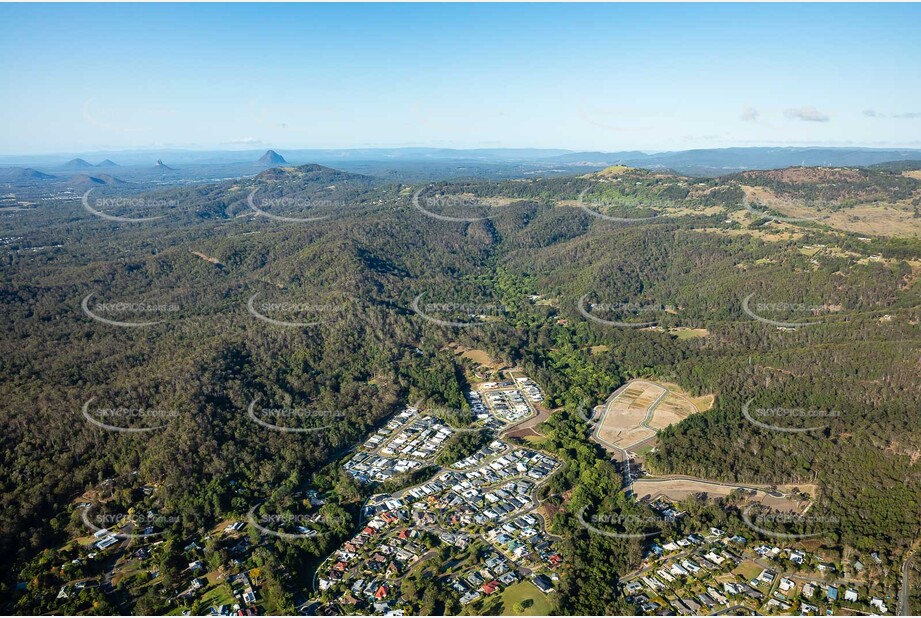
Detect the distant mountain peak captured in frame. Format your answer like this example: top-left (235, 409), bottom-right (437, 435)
top-left (154, 159), bottom-right (176, 171)
top-left (258, 150), bottom-right (287, 166)
top-left (253, 162), bottom-right (364, 182)
top-left (96, 159), bottom-right (119, 167)
top-left (68, 173), bottom-right (126, 186)
top-left (0, 167), bottom-right (56, 181)
top-left (62, 158), bottom-right (94, 169)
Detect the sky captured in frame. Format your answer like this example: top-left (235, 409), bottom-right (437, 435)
top-left (1, 2), bottom-right (920, 155)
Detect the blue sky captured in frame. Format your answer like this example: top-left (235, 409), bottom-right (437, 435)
top-left (1, 3), bottom-right (920, 154)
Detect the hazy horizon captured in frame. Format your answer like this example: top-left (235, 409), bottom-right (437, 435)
top-left (4, 144), bottom-right (921, 164)
top-left (2, 3), bottom-right (920, 154)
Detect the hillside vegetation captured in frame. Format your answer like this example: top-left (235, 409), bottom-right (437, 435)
top-left (1, 162), bottom-right (919, 613)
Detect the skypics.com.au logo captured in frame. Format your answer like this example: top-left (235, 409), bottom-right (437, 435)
top-left (82, 292), bottom-right (179, 328)
top-left (247, 506), bottom-right (348, 540)
top-left (247, 189), bottom-right (341, 223)
top-left (742, 505), bottom-right (838, 540)
top-left (81, 503), bottom-right (180, 540)
top-left (742, 197), bottom-right (825, 224)
top-left (742, 399), bottom-right (840, 434)
top-left (742, 293), bottom-right (836, 329)
top-left (246, 292), bottom-right (348, 328)
top-left (412, 187), bottom-right (496, 223)
top-left (246, 400), bottom-right (345, 434)
top-left (576, 506), bottom-right (664, 540)
top-left (577, 296), bottom-right (668, 328)
top-left (412, 292), bottom-right (509, 328)
top-left (82, 190), bottom-right (175, 223)
top-left (82, 397), bottom-right (180, 433)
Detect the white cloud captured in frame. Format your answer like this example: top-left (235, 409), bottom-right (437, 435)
top-left (783, 107), bottom-right (830, 122)
top-left (229, 137), bottom-right (263, 145)
top-left (740, 107), bottom-right (760, 123)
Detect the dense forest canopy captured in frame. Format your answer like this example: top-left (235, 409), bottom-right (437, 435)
top-left (1, 162), bottom-right (919, 613)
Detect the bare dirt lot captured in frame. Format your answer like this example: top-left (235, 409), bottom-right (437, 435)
top-left (594, 379), bottom-right (713, 453)
top-left (596, 380), bottom-right (665, 449)
top-left (647, 392), bottom-right (699, 431)
top-left (632, 478), bottom-right (812, 513)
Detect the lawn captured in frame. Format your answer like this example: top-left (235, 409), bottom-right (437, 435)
top-left (634, 443), bottom-right (655, 457)
top-left (498, 581), bottom-right (552, 616)
top-left (669, 327), bottom-right (709, 340)
top-left (733, 559), bottom-right (764, 582)
top-left (199, 583), bottom-right (236, 610)
top-left (522, 434), bottom-right (547, 447)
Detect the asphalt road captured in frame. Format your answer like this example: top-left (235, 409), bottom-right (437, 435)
top-left (900, 548), bottom-right (916, 616)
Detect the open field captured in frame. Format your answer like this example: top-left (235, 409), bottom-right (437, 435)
top-left (733, 559), bottom-right (766, 581)
top-left (742, 185), bottom-right (921, 237)
top-left (459, 348), bottom-right (499, 367)
top-left (632, 477), bottom-right (812, 513)
top-left (646, 326), bottom-right (710, 340)
top-left (669, 327), bottom-right (709, 340)
top-left (497, 581), bottom-right (552, 616)
top-left (821, 203), bottom-right (921, 237)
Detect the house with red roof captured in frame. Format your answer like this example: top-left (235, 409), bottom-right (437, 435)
top-left (480, 580), bottom-right (500, 595)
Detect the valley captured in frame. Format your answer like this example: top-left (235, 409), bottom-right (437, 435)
top-left (3, 2), bottom-right (921, 615)
top-left (1, 155), bottom-right (920, 616)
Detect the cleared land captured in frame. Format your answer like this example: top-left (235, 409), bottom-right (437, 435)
top-left (742, 185), bottom-right (921, 238)
top-left (669, 327), bottom-right (709, 340)
top-left (459, 348), bottom-right (498, 367)
top-left (646, 392), bottom-right (699, 431)
top-left (497, 581), bottom-right (552, 616)
top-left (657, 382), bottom-right (715, 413)
top-left (595, 380), bottom-right (664, 450)
top-left (190, 250), bottom-right (223, 266)
top-left (595, 379), bottom-right (709, 451)
top-left (632, 478), bottom-right (812, 513)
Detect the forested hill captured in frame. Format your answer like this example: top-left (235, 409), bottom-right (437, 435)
top-left (1, 161), bottom-right (919, 612)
